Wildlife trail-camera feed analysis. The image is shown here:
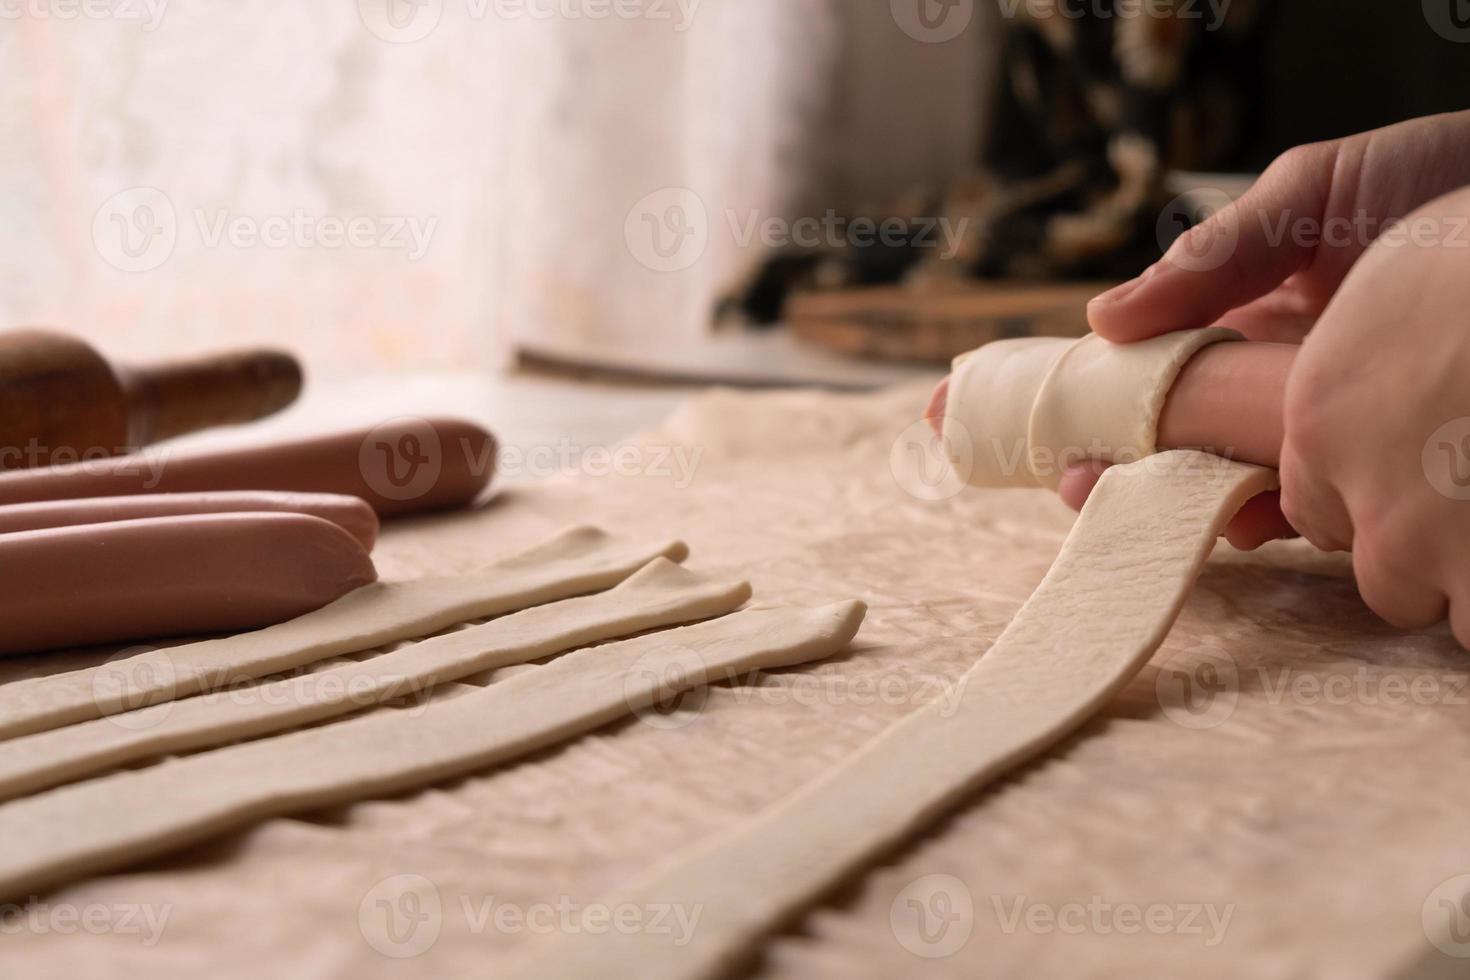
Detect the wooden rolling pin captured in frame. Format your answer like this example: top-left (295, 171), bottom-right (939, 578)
top-left (0, 329), bottom-right (302, 468)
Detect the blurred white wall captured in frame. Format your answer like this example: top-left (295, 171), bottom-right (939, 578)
top-left (0, 0), bottom-right (991, 374)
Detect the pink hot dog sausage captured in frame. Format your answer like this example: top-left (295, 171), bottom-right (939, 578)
top-left (0, 512), bottom-right (377, 656)
top-left (0, 418), bottom-right (496, 519)
top-left (0, 491), bottom-right (379, 550)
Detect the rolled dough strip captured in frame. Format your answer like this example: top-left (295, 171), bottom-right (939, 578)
top-left (943, 328), bottom-right (1239, 488)
top-left (0, 601), bottom-right (867, 902)
top-left (0, 526), bottom-right (687, 740)
top-left (0, 558), bottom-right (751, 800)
top-left (0, 417), bottom-right (494, 518)
top-left (927, 340), bottom-right (1296, 470)
top-left (0, 491), bottom-right (379, 550)
top-left (0, 513), bottom-right (377, 658)
top-left (507, 452), bottom-right (1276, 980)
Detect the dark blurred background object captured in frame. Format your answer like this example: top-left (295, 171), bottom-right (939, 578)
top-left (732, 0), bottom-right (1470, 365)
top-left (1252, 0), bottom-right (1470, 165)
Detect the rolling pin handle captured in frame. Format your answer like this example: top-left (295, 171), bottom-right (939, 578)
top-left (120, 349), bottom-right (304, 446)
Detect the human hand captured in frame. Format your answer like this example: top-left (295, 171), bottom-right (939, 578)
top-left (1061, 112), bottom-right (1470, 554)
top-left (1088, 110), bottom-right (1470, 345)
top-left (1277, 185), bottom-right (1470, 643)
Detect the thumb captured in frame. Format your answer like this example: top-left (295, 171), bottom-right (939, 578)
top-left (1087, 142), bottom-right (1337, 342)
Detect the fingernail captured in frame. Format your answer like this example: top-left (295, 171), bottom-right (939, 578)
top-left (925, 378), bottom-right (949, 437)
top-left (1089, 275), bottom-right (1145, 308)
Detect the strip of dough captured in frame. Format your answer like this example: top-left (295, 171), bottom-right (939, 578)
top-left (0, 559), bottom-right (751, 800)
top-left (944, 327), bottom-right (1238, 488)
top-left (507, 452), bottom-right (1276, 980)
top-left (0, 601), bottom-right (867, 902)
top-left (0, 526), bottom-right (687, 740)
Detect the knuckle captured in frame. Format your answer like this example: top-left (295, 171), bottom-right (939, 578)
top-left (1350, 576), bottom-right (1409, 629)
top-left (1265, 141), bottom-right (1334, 181)
top-left (1352, 529), bottom-right (1411, 579)
top-left (1276, 492), bottom-right (1312, 541)
top-left (1282, 389), bottom-right (1334, 463)
top-left (1351, 533), bottom-right (1445, 629)
top-left (1210, 223), bottom-right (1257, 282)
top-left (1452, 604), bottom-right (1470, 652)
top-left (1277, 465), bottom-right (1347, 551)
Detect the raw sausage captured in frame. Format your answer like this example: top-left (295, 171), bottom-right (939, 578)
top-left (0, 418), bottom-right (496, 519)
top-left (0, 491), bottom-right (378, 550)
top-left (0, 512), bottom-right (377, 656)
